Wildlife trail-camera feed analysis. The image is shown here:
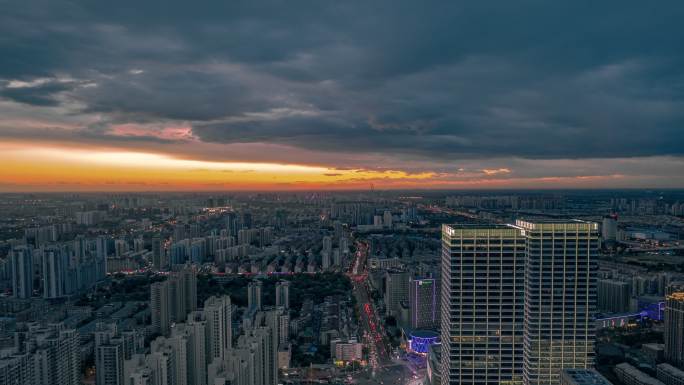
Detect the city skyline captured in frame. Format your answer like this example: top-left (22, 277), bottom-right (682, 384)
top-left (2, 2), bottom-right (684, 191)
top-left (1, 191), bottom-right (683, 385)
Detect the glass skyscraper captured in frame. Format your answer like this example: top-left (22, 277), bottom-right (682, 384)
top-left (517, 219), bottom-right (598, 385)
top-left (440, 220), bottom-right (598, 385)
top-left (440, 224), bottom-right (526, 385)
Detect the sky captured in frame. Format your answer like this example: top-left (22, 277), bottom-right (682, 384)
top-left (1, 1), bottom-right (683, 191)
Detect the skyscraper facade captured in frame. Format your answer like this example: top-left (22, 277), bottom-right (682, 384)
top-left (440, 224), bottom-right (526, 385)
top-left (518, 219), bottom-right (598, 385)
top-left (664, 283), bottom-right (684, 369)
top-left (385, 269), bottom-right (409, 317)
top-left (409, 277), bottom-right (439, 330)
top-left (597, 279), bottom-right (631, 313)
top-left (440, 220), bottom-right (598, 385)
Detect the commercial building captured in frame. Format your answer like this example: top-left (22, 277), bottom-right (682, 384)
top-left (440, 224), bottom-right (526, 385)
top-left (664, 284), bottom-right (684, 369)
top-left (332, 339), bottom-right (363, 362)
top-left (385, 269), bottom-right (409, 317)
top-left (598, 279), bottom-right (632, 313)
top-left (440, 220), bottom-right (598, 385)
top-left (409, 277), bottom-right (439, 330)
top-left (407, 330), bottom-right (440, 355)
top-left (519, 219), bottom-right (598, 385)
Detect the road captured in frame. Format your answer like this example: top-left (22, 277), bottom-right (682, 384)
top-left (349, 241), bottom-right (392, 366)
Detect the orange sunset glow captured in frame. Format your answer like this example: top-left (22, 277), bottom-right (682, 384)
top-left (1, 0), bottom-right (683, 191)
top-left (0, 142), bottom-right (440, 191)
top-left (2, 140), bottom-right (680, 191)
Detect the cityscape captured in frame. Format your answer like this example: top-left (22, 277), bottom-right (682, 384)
top-left (2, 1), bottom-right (684, 385)
top-left (0, 191), bottom-right (683, 385)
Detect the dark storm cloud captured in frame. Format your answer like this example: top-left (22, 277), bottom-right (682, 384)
top-left (0, 81), bottom-right (72, 106)
top-left (1, 0), bottom-right (684, 159)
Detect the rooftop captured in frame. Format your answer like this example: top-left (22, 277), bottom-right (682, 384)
top-left (562, 369), bottom-right (613, 385)
top-left (657, 363), bottom-right (684, 378)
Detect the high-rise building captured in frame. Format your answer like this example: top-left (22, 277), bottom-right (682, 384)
top-left (172, 320), bottom-right (208, 385)
top-left (440, 224), bottom-right (526, 385)
top-left (440, 220), bottom-right (598, 385)
top-left (150, 267), bottom-right (198, 336)
top-left (275, 281), bottom-right (290, 310)
top-left (322, 236), bottom-right (333, 270)
top-left (96, 235), bottom-right (108, 280)
top-left (598, 279), bottom-right (631, 313)
top-left (664, 283), bottom-right (684, 369)
top-left (10, 246), bottom-right (33, 298)
top-left (322, 236), bottom-right (333, 254)
top-left (383, 210), bottom-right (393, 228)
top-left (518, 219), bottom-right (598, 385)
top-left (3, 324), bottom-right (80, 385)
top-left (95, 340), bottom-right (124, 385)
top-left (152, 237), bottom-right (167, 270)
top-left (151, 281), bottom-right (172, 336)
top-left (385, 269), bottom-right (409, 317)
top-left (95, 324), bottom-right (125, 385)
top-left (177, 266), bottom-right (198, 316)
top-left (150, 336), bottom-right (185, 385)
top-left (601, 215), bottom-right (618, 243)
top-left (409, 277), bottom-right (439, 330)
top-left (248, 280), bottom-right (263, 311)
top-left (43, 247), bottom-right (69, 299)
top-left (204, 295), bottom-right (232, 361)
top-left (0, 352), bottom-right (33, 385)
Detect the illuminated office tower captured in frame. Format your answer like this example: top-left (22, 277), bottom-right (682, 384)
top-left (11, 246), bottom-right (33, 299)
top-left (409, 277), bottom-right (439, 330)
top-left (518, 219), bottom-right (598, 385)
top-left (440, 224), bottom-right (526, 385)
top-left (275, 280), bottom-right (290, 310)
top-left (664, 283), bottom-right (684, 368)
